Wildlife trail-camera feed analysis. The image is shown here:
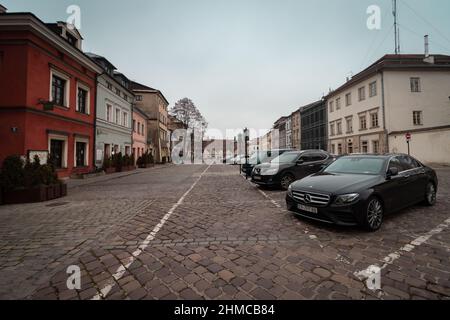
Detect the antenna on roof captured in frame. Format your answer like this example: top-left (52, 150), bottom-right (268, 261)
top-left (393, 0), bottom-right (401, 54)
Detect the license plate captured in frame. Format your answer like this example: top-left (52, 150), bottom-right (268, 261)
top-left (253, 176), bottom-right (262, 181)
top-left (298, 204), bottom-right (318, 214)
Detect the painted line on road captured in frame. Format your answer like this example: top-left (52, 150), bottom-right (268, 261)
top-left (91, 165), bottom-right (212, 300)
top-left (355, 217), bottom-right (450, 290)
top-left (241, 175), bottom-right (323, 245)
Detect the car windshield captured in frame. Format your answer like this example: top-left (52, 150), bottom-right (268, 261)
top-left (324, 157), bottom-right (385, 175)
top-left (271, 152), bottom-right (301, 164)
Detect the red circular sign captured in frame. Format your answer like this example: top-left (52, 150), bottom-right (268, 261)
top-left (406, 133), bottom-right (411, 140)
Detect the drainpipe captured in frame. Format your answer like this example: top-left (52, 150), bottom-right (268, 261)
top-left (380, 71), bottom-right (389, 153)
top-left (93, 72), bottom-right (105, 170)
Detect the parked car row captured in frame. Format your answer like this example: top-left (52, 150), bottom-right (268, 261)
top-left (246, 150), bottom-right (438, 231)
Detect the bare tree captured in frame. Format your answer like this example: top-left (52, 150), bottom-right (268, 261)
top-left (170, 98), bottom-right (208, 132)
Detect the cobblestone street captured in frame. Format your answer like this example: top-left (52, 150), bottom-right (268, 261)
top-left (0, 165), bottom-right (449, 300)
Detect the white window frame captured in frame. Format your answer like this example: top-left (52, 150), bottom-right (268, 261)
top-left (369, 81), bottom-right (377, 97)
top-left (410, 77), bottom-right (421, 92)
top-left (74, 137), bottom-right (89, 168)
top-left (370, 111), bottom-right (379, 128)
top-left (115, 108), bottom-right (121, 125)
top-left (106, 103), bottom-right (113, 122)
top-left (76, 82), bottom-right (91, 115)
top-left (358, 87), bottom-right (366, 101)
top-left (345, 93), bottom-right (352, 106)
top-left (413, 110), bottom-right (423, 126)
top-left (48, 134), bottom-right (68, 168)
top-left (49, 69), bottom-right (70, 108)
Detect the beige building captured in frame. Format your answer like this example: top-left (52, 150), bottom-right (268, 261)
top-left (131, 81), bottom-right (170, 163)
top-left (291, 109), bottom-right (301, 150)
top-left (327, 54), bottom-right (450, 165)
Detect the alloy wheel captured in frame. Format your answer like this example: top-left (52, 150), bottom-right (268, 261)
top-left (426, 183), bottom-right (437, 205)
top-left (367, 198), bottom-right (383, 230)
top-left (280, 175), bottom-right (294, 190)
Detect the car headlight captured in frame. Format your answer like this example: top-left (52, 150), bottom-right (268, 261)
top-left (262, 168), bottom-right (279, 176)
top-left (287, 184), bottom-right (293, 197)
top-left (334, 193), bottom-right (360, 205)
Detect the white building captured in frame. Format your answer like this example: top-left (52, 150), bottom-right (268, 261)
top-left (327, 54), bottom-right (450, 165)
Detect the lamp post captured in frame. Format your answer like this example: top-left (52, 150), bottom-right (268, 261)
top-left (244, 127), bottom-right (250, 179)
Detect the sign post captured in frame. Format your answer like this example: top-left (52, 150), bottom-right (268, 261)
top-left (405, 133), bottom-right (411, 156)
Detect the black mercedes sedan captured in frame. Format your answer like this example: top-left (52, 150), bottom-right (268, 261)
top-left (251, 150), bottom-right (336, 190)
top-left (286, 154), bottom-right (438, 231)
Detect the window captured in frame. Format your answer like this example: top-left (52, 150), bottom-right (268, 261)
top-left (346, 117), bottom-right (353, 133)
top-left (399, 155), bottom-right (421, 170)
top-left (133, 120), bottom-right (136, 132)
top-left (413, 111), bottom-right (423, 125)
top-left (115, 88), bottom-right (121, 96)
top-left (337, 144), bottom-right (343, 155)
top-left (123, 94), bottom-right (128, 101)
top-left (141, 124), bottom-right (145, 135)
top-left (369, 81), bottom-right (377, 97)
top-left (76, 142), bottom-right (87, 167)
top-left (361, 141), bottom-right (368, 153)
top-left (329, 101), bottom-right (334, 113)
top-left (370, 112), bottom-right (379, 128)
top-left (347, 142), bottom-right (353, 154)
top-left (359, 115), bottom-right (367, 130)
top-left (330, 123), bottom-right (335, 136)
top-left (337, 120), bottom-right (342, 135)
top-left (122, 112), bottom-right (128, 127)
top-left (136, 95), bottom-right (143, 102)
top-left (410, 77), bottom-right (421, 92)
top-left (50, 139), bottom-right (64, 168)
top-left (107, 82), bottom-right (113, 90)
top-left (358, 87), bottom-right (366, 101)
top-left (345, 93), bottom-right (352, 106)
top-left (372, 140), bottom-right (380, 154)
top-left (331, 144), bottom-right (336, 154)
top-left (389, 157), bottom-right (403, 172)
top-left (77, 87), bottom-right (88, 114)
top-left (137, 122), bottom-right (141, 134)
top-left (52, 75), bottom-right (66, 106)
top-left (336, 98), bottom-right (341, 110)
top-left (114, 109), bottom-right (119, 124)
top-left (106, 104), bottom-right (112, 122)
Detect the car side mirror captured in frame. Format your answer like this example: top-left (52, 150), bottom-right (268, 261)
top-left (296, 159), bottom-right (304, 165)
top-left (387, 167), bottom-right (399, 178)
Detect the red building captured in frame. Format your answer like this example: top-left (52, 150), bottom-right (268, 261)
top-left (0, 10), bottom-right (103, 178)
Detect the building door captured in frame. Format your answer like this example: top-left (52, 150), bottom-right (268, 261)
top-left (104, 144), bottom-right (110, 159)
top-left (50, 139), bottom-right (63, 168)
top-left (76, 142), bottom-right (86, 167)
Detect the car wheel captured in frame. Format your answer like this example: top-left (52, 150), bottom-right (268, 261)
top-left (424, 182), bottom-right (437, 206)
top-left (363, 197), bottom-right (384, 231)
top-left (280, 173), bottom-right (295, 191)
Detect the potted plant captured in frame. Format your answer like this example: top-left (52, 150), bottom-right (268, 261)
top-left (103, 156), bottom-right (115, 174)
top-left (1, 154), bottom-right (67, 204)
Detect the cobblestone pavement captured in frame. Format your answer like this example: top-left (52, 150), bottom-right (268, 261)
top-left (0, 165), bottom-right (449, 300)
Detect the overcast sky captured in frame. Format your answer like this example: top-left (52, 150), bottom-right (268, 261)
top-left (4, 0), bottom-right (450, 136)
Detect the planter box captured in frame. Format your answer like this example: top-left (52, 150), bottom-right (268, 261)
top-left (122, 166), bottom-right (136, 172)
top-left (138, 163), bottom-right (155, 169)
top-left (104, 167), bottom-right (116, 174)
top-left (2, 183), bottom-right (67, 205)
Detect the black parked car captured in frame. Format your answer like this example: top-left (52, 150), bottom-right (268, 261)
top-left (252, 150), bottom-right (335, 190)
top-left (286, 154), bottom-right (438, 231)
top-left (241, 149), bottom-right (292, 176)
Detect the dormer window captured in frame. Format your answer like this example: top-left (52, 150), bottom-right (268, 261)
top-left (66, 33), bottom-right (78, 47)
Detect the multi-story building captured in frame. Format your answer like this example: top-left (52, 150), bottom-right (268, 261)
top-left (291, 109), bottom-right (301, 150)
top-left (273, 117), bottom-right (287, 149)
top-left (131, 81), bottom-right (170, 163)
top-left (132, 106), bottom-right (148, 162)
top-left (86, 53), bottom-right (133, 167)
top-left (285, 116), bottom-right (292, 149)
top-left (326, 54), bottom-right (450, 164)
top-left (0, 12), bottom-right (102, 178)
top-left (300, 99), bottom-right (328, 151)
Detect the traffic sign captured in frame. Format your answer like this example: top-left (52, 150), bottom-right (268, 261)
top-left (406, 133), bottom-right (411, 141)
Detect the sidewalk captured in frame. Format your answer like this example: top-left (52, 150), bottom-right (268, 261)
top-left (66, 164), bottom-right (174, 190)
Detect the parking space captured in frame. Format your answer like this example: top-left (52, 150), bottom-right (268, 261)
top-left (0, 165), bottom-right (448, 300)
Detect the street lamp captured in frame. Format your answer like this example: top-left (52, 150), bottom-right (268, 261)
top-left (244, 127), bottom-right (250, 179)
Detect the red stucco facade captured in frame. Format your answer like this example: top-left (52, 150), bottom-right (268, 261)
top-left (0, 18), bottom-right (100, 178)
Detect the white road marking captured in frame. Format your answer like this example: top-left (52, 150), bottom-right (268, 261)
top-left (91, 165), bottom-right (211, 300)
top-left (355, 217), bottom-right (450, 290)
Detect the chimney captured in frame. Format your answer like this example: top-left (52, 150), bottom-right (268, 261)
top-left (423, 35), bottom-right (435, 64)
top-left (0, 4), bottom-right (7, 13)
